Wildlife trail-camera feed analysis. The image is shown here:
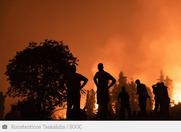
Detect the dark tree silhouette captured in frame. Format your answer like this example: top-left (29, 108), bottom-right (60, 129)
top-left (5, 39), bottom-right (78, 119)
top-left (0, 92), bottom-right (5, 119)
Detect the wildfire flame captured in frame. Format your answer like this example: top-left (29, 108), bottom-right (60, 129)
top-left (95, 104), bottom-right (99, 110)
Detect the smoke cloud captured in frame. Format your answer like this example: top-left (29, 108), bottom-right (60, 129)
top-left (92, 0), bottom-right (181, 103)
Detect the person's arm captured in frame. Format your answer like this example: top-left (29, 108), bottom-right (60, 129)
top-left (93, 73), bottom-right (98, 87)
top-left (152, 84), bottom-right (156, 89)
top-left (136, 86), bottom-right (139, 95)
top-left (145, 85), bottom-right (150, 98)
top-left (108, 74), bottom-right (116, 89)
top-left (80, 75), bottom-right (88, 89)
top-left (117, 93), bottom-right (121, 104)
top-left (128, 92), bottom-right (130, 99)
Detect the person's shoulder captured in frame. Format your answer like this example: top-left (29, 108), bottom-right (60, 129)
top-left (103, 71), bottom-right (113, 77)
top-left (75, 73), bottom-right (81, 76)
top-left (164, 86), bottom-right (167, 88)
top-left (5, 112), bottom-right (10, 117)
top-left (5, 112), bottom-right (12, 119)
top-left (118, 92), bottom-right (122, 96)
top-left (104, 71), bottom-right (110, 74)
top-left (141, 83), bottom-right (146, 87)
top-left (119, 91), bottom-right (122, 94)
top-left (95, 71), bottom-right (101, 74)
top-left (75, 73), bottom-right (86, 78)
top-left (94, 71), bottom-right (101, 76)
top-left (122, 91), bottom-right (128, 94)
top-left (66, 72), bottom-right (73, 77)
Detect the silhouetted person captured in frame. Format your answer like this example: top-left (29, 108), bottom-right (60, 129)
top-left (152, 82), bottom-right (162, 114)
top-left (5, 105), bottom-right (20, 120)
top-left (93, 63), bottom-right (116, 119)
top-left (0, 92), bottom-right (5, 120)
top-left (135, 79), bottom-right (150, 116)
top-left (160, 82), bottom-right (170, 117)
top-left (117, 86), bottom-right (131, 117)
top-left (65, 65), bottom-right (88, 120)
top-left (152, 82), bottom-right (170, 117)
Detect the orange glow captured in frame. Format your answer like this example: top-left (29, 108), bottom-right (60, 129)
top-left (94, 97), bottom-right (99, 114)
top-left (95, 104), bottom-right (99, 110)
top-left (93, 103), bottom-right (99, 114)
top-left (3, 0), bottom-right (181, 118)
top-left (170, 82), bottom-right (181, 107)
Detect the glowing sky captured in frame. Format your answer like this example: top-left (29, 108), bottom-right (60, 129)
top-left (1, 0), bottom-right (181, 116)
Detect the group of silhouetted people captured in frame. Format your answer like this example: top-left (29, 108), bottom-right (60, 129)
top-left (117, 80), bottom-right (150, 118)
top-left (117, 80), bottom-right (170, 119)
top-left (64, 63), bottom-right (171, 120)
top-left (64, 63), bottom-right (116, 120)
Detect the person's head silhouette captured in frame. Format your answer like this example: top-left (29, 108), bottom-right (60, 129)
top-left (121, 86), bottom-right (125, 91)
top-left (70, 65), bottom-right (76, 73)
top-left (135, 79), bottom-right (140, 85)
top-left (98, 63), bottom-right (104, 71)
top-left (156, 82), bottom-right (161, 87)
top-left (160, 82), bottom-right (164, 86)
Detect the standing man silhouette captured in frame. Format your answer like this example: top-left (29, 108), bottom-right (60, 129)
top-left (152, 82), bottom-right (162, 114)
top-left (117, 86), bottom-right (131, 117)
top-left (93, 63), bottom-right (116, 119)
top-left (65, 65), bottom-right (88, 120)
top-left (135, 79), bottom-right (150, 116)
top-left (160, 82), bottom-right (170, 117)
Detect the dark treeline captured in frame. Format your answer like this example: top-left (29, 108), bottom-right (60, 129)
top-left (2, 39), bottom-right (181, 120)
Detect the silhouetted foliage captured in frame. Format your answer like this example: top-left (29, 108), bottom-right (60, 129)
top-left (0, 92), bottom-right (5, 119)
top-left (5, 39), bottom-right (78, 119)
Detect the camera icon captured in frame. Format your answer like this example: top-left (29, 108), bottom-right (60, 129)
top-left (2, 124), bottom-right (7, 129)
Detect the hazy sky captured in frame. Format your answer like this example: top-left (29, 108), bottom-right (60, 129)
top-left (1, 0), bottom-right (181, 117)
